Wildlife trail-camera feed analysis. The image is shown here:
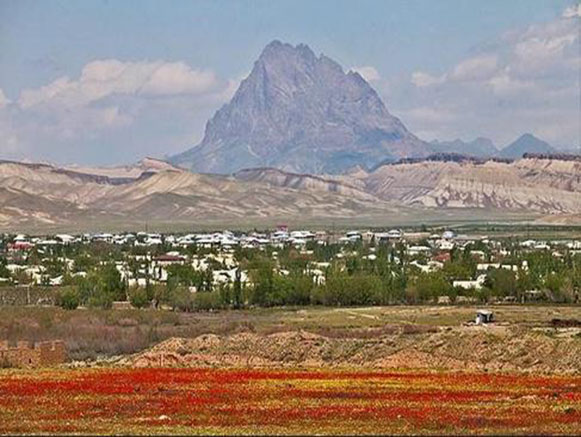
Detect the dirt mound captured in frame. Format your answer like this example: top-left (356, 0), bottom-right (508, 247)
top-left (119, 326), bottom-right (581, 373)
top-left (551, 318), bottom-right (581, 328)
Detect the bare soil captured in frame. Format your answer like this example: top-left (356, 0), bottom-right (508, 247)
top-left (119, 323), bottom-right (581, 374)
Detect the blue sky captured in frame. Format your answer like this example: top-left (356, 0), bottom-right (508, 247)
top-left (0, 0), bottom-right (579, 164)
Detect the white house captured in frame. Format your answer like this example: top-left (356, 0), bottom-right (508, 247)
top-left (453, 274), bottom-right (487, 290)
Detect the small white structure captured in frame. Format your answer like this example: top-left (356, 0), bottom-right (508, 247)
top-left (442, 230), bottom-right (455, 240)
top-left (407, 245), bottom-right (431, 256)
top-left (453, 274), bottom-right (487, 290)
top-left (475, 309), bottom-right (494, 324)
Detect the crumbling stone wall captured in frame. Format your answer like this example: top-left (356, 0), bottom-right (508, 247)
top-left (0, 340), bottom-right (66, 368)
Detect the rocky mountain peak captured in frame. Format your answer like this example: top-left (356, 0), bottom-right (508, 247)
top-left (171, 41), bottom-right (431, 174)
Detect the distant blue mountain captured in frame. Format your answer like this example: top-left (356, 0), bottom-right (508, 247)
top-left (499, 133), bottom-right (556, 159)
top-left (430, 137), bottom-right (498, 158)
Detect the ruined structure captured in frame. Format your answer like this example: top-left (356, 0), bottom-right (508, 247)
top-left (0, 340), bottom-right (66, 368)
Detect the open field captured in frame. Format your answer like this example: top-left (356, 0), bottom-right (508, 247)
top-left (1, 208), bottom-right (542, 234)
top-left (1, 306), bottom-right (580, 434)
top-left (1, 305), bottom-right (580, 371)
top-left (0, 367), bottom-right (580, 435)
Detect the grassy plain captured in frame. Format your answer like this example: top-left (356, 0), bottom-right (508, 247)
top-left (5, 208), bottom-right (543, 234)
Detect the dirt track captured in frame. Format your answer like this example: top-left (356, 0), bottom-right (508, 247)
top-left (119, 324), bottom-right (581, 374)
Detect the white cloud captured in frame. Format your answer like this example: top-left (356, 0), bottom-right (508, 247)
top-left (0, 112), bottom-right (19, 157)
top-left (0, 58), bottom-right (233, 164)
top-left (19, 77), bottom-right (74, 109)
top-left (18, 59), bottom-right (220, 110)
top-left (412, 55), bottom-right (498, 87)
top-left (141, 62), bottom-right (218, 96)
top-left (411, 71), bottom-right (446, 87)
top-left (451, 55), bottom-right (498, 81)
top-left (398, 7), bottom-right (580, 147)
top-left (0, 89), bottom-right (10, 108)
top-left (562, 4), bottom-right (581, 18)
top-left (351, 66), bottom-right (381, 82)
top-left (487, 73), bottom-right (534, 97)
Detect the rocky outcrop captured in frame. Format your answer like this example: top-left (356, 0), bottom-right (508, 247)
top-left (171, 41), bottom-right (431, 174)
top-left (362, 157), bottom-right (581, 212)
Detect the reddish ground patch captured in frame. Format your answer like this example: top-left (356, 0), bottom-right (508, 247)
top-left (0, 367), bottom-right (579, 435)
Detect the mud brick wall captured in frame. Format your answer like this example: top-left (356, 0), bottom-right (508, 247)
top-left (0, 340), bottom-right (66, 368)
top-left (37, 340), bottom-right (67, 366)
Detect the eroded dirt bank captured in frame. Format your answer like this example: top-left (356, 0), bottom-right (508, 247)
top-left (118, 325), bottom-right (581, 374)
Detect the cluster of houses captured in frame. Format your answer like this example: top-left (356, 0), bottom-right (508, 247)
top-left (1, 228), bottom-right (580, 296)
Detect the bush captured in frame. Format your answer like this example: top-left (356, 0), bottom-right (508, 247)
top-left (193, 291), bottom-right (223, 311)
top-left (168, 286), bottom-right (194, 311)
top-left (56, 288), bottom-right (80, 310)
top-left (87, 290), bottom-right (114, 309)
top-left (128, 287), bottom-right (150, 309)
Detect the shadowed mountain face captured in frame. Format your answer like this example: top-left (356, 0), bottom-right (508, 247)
top-left (171, 41), bottom-right (431, 174)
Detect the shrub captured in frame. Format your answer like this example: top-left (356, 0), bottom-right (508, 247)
top-left (56, 288), bottom-right (80, 310)
top-left (87, 290), bottom-right (114, 309)
top-left (193, 291), bottom-right (223, 311)
top-left (168, 286), bottom-right (194, 311)
top-left (128, 287), bottom-right (150, 309)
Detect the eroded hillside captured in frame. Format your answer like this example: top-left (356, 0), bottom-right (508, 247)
top-left (1, 156), bottom-right (579, 230)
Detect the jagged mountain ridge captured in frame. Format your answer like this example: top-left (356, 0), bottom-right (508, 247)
top-left (171, 40), bottom-right (431, 174)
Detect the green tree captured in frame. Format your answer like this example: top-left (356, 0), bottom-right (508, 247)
top-left (98, 263), bottom-right (126, 301)
top-left (485, 269), bottom-right (517, 298)
top-left (413, 272), bottom-right (452, 303)
top-left (168, 285), bottom-right (194, 311)
top-left (232, 268), bottom-right (243, 309)
top-left (248, 258), bottom-right (275, 306)
top-left (0, 258), bottom-right (10, 280)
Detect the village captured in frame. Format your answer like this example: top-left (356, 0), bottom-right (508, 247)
top-left (1, 226), bottom-right (580, 310)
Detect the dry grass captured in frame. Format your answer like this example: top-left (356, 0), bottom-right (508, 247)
top-left (0, 305), bottom-right (579, 361)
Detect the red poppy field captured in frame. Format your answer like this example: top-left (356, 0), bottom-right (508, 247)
top-left (0, 367), bottom-right (580, 435)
